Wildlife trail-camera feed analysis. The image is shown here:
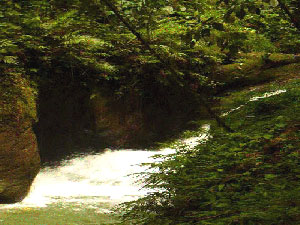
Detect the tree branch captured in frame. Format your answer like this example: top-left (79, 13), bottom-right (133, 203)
top-left (100, 0), bottom-right (234, 133)
top-left (101, 0), bottom-right (170, 68)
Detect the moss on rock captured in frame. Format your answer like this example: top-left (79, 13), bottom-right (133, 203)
top-left (214, 53), bottom-right (300, 92)
top-left (0, 74), bottom-right (40, 203)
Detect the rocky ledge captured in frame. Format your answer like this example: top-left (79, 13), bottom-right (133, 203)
top-left (0, 74), bottom-right (40, 203)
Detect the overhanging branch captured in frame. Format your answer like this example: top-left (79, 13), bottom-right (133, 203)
top-left (100, 0), bottom-right (234, 132)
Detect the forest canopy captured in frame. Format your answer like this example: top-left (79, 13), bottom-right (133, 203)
top-left (1, 0), bottom-right (299, 91)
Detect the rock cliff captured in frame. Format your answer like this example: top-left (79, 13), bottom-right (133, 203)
top-left (0, 74), bottom-right (40, 203)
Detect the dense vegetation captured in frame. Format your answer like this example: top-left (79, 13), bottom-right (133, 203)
top-left (1, 0), bottom-right (299, 223)
top-left (118, 76), bottom-right (300, 224)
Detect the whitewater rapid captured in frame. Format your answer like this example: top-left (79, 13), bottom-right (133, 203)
top-left (0, 149), bottom-right (173, 210)
top-left (0, 124), bottom-right (210, 211)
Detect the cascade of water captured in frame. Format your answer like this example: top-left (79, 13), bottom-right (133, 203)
top-left (1, 149), bottom-right (174, 210)
top-left (0, 124), bottom-right (209, 211)
top-left (222, 89), bottom-right (287, 116)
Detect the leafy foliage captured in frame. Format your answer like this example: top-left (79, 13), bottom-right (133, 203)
top-left (118, 79), bottom-right (300, 224)
top-left (0, 0), bottom-right (299, 222)
top-left (1, 0), bottom-right (299, 100)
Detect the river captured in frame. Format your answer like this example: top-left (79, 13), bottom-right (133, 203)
top-left (0, 148), bottom-right (176, 224)
top-left (0, 125), bottom-right (210, 225)
top-left (1, 85), bottom-right (284, 224)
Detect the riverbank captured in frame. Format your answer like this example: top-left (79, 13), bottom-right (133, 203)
top-left (1, 57), bottom-right (299, 225)
top-left (117, 61), bottom-right (300, 224)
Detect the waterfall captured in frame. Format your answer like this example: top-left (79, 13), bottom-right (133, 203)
top-left (0, 124), bottom-right (209, 214)
top-left (1, 149), bottom-right (174, 210)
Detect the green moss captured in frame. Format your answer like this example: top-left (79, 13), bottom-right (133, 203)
top-left (268, 53), bottom-right (297, 62)
top-left (0, 203), bottom-right (121, 225)
top-left (0, 74), bottom-right (37, 131)
top-left (214, 53), bottom-right (300, 93)
top-left (260, 63), bottom-right (300, 80)
top-left (0, 73), bottom-right (40, 203)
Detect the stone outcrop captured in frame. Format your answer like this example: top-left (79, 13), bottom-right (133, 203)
top-left (0, 74), bottom-right (40, 203)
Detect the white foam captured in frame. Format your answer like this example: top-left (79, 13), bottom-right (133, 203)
top-left (0, 125), bottom-right (210, 210)
top-left (223, 89), bottom-right (287, 116)
top-left (182, 124), bottom-right (210, 149)
top-left (0, 149), bottom-right (174, 209)
top-left (249, 89), bottom-right (286, 101)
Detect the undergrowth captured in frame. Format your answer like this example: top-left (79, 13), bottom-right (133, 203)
top-left (115, 79), bottom-right (300, 224)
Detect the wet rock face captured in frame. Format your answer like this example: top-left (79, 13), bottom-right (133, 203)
top-left (0, 74), bottom-right (40, 204)
top-left (0, 128), bottom-right (40, 203)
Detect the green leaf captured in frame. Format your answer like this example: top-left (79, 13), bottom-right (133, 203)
top-left (3, 56), bottom-right (17, 64)
top-left (265, 174), bottom-right (277, 180)
top-left (263, 134), bottom-right (273, 139)
top-left (275, 123), bottom-right (286, 128)
top-left (218, 184), bottom-right (225, 191)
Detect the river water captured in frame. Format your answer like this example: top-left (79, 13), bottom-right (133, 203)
top-left (0, 148), bottom-right (175, 224)
top-left (0, 87), bottom-right (285, 224)
top-left (0, 125), bottom-right (209, 224)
